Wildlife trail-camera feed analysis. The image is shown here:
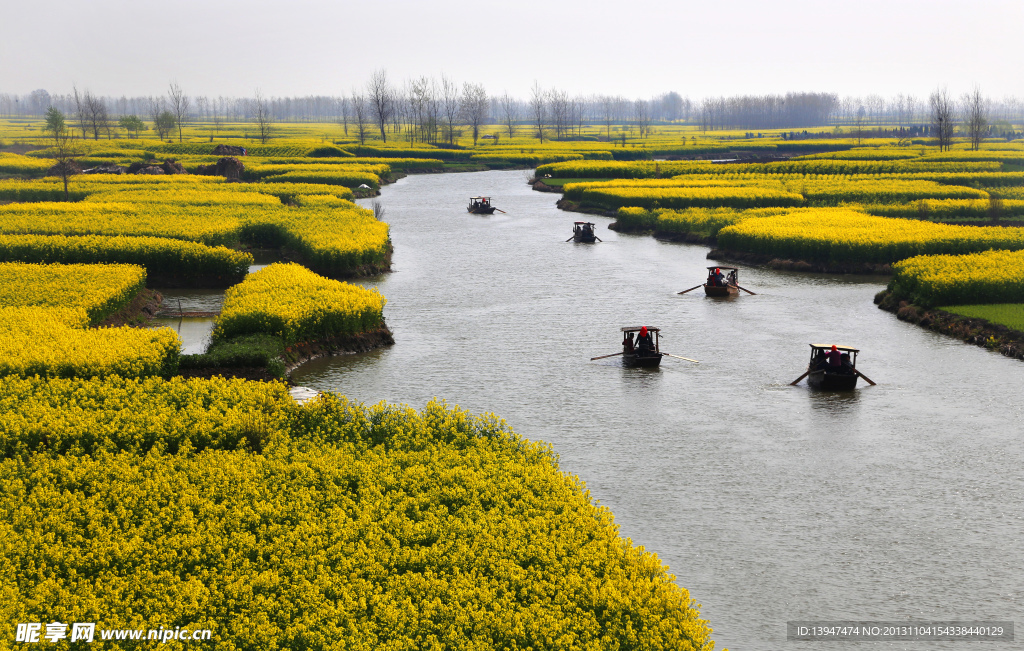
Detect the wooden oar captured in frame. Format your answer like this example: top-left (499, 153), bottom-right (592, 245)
top-left (734, 284), bottom-right (757, 295)
top-left (789, 370), bottom-right (810, 386)
top-left (855, 370), bottom-right (877, 386)
top-left (494, 208), bottom-right (507, 214)
top-left (565, 235), bottom-right (575, 242)
top-left (663, 353), bottom-right (699, 363)
top-left (594, 236), bottom-right (602, 242)
top-left (677, 284), bottom-right (703, 295)
top-left (590, 352), bottom-right (624, 361)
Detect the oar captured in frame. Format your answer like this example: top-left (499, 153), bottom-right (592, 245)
top-left (565, 235), bottom-right (575, 242)
top-left (734, 284), bottom-right (757, 295)
top-left (494, 208), bottom-right (507, 214)
top-left (789, 370), bottom-right (810, 386)
top-left (594, 236), bottom-right (602, 242)
top-left (855, 370), bottom-right (877, 386)
top-left (663, 353), bottom-right (699, 363)
top-left (677, 285), bottom-right (703, 295)
top-left (590, 352), bottom-right (624, 361)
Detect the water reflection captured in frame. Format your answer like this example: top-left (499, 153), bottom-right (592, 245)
top-left (150, 317), bottom-right (213, 354)
top-left (806, 387), bottom-right (861, 414)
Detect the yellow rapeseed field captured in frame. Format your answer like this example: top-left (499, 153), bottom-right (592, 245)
top-left (214, 262), bottom-right (387, 344)
top-left (890, 250), bottom-right (1024, 306)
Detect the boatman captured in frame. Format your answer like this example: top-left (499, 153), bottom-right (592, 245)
top-left (826, 344), bottom-right (843, 368)
top-left (636, 326), bottom-right (654, 354)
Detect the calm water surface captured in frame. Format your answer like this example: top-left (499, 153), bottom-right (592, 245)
top-left (286, 171), bottom-right (1019, 649)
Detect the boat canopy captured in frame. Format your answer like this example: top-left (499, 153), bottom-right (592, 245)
top-left (469, 196), bottom-right (490, 201)
top-left (574, 221), bottom-right (595, 225)
top-left (706, 266), bottom-right (739, 271)
top-left (621, 326), bottom-right (660, 333)
top-left (810, 344), bottom-right (860, 352)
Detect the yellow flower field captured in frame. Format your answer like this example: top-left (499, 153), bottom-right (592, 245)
top-left (214, 262), bottom-right (387, 345)
top-left (890, 249), bottom-right (1024, 306)
top-left (0, 305), bottom-right (180, 378)
top-left (0, 262), bottom-right (146, 324)
top-left (0, 382), bottom-right (715, 651)
top-left (716, 208), bottom-right (1024, 263)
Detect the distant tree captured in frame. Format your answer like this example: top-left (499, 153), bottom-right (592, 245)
top-left (250, 89), bottom-right (273, 144)
top-left (44, 107), bottom-right (82, 201)
top-left (530, 80), bottom-right (547, 143)
top-left (498, 91), bottom-right (518, 139)
top-left (118, 115), bottom-right (146, 138)
top-left (351, 91), bottom-right (369, 145)
top-left (634, 99), bottom-right (652, 138)
top-left (853, 105), bottom-right (866, 145)
top-left (460, 82), bottom-right (488, 145)
top-left (963, 85), bottom-right (989, 151)
top-left (660, 91), bottom-right (684, 122)
top-left (440, 74), bottom-right (461, 145)
top-left (338, 96), bottom-right (351, 136)
top-left (211, 97), bottom-right (224, 137)
top-left (44, 106), bottom-right (65, 138)
top-left (168, 82), bottom-right (190, 143)
top-left (82, 91), bottom-right (111, 140)
top-left (548, 88), bottom-right (568, 138)
top-left (367, 69), bottom-right (394, 143)
top-left (930, 86), bottom-right (956, 152)
top-left (154, 111), bottom-right (177, 140)
top-left (600, 95), bottom-right (616, 140)
top-left (26, 89), bottom-right (50, 115)
top-left (195, 96), bottom-right (212, 140)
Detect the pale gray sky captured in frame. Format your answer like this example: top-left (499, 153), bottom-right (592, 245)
top-left (2, 0), bottom-right (1021, 100)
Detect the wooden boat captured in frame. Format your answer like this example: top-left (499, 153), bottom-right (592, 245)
top-left (468, 196), bottom-right (497, 214)
top-left (703, 266), bottom-right (740, 296)
top-left (806, 344), bottom-right (860, 390)
top-left (570, 221), bottom-right (600, 243)
top-left (620, 326), bottom-right (663, 368)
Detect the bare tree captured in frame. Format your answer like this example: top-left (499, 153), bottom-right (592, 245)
top-left (600, 95), bottom-right (616, 140)
top-left (211, 98), bottom-right (223, 137)
top-left (930, 86), bottom-right (956, 152)
top-left (963, 85), bottom-right (989, 151)
top-left (530, 80), bottom-right (547, 143)
top-left (498, 91), bottom-right (519, 139)
top-left (547, 88), bottom-right (569, 138)
top-left (440, 74), bottom-right (461, 145)
top-left (460, 82), bottom-right (488, 145)
top-left (634, 98), bottom-right (652, 138)
top-left (351, 91), bottom-right (369, 145)
top-left (367, 68), bottom-right (394, 143)
top-left (195, 96), bottom-right (211, 140)
top-left (853, 105), bottom-right (866, 145)
top-left (168, 82), bottom-right (190, 143)
top-left (75, 90), bottom-right (111, 141)
top-left (337, 96), bottom-right (350, 136)
top-left (44, 107), bottom-right (82, 201)
top-left (250, 89), bottom-right (273, 144)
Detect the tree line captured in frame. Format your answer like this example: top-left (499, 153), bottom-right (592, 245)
top-left (2, 77), bottom-right (1021, 144)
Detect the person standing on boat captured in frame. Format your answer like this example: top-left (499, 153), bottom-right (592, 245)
top-left (623, 331), bottom-right (635, 352)
top-left (826, 344), bottom-right (843, 368)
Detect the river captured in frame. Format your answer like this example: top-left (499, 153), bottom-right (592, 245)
top-left (191, 170), bottom-right (1023, 649)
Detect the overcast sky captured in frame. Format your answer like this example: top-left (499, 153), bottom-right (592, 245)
top-left (2, 0), bottom-right (1021, 101)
